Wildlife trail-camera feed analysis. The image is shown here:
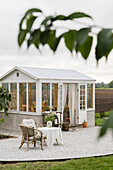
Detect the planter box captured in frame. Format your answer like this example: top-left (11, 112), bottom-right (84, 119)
top-left (62, 122), bottom-right (69, 131)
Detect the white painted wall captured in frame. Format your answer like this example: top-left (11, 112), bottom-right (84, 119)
top-left (1, 69), bottom-right (36, 83)
top-left (87, 110), bottom-right (95, 126)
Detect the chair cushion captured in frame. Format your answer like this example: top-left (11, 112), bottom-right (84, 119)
top-left (35, 134), bottom-right (41, 140)
top-left (29, 136), bottom-right (34, 140)
top-left (22, 119), bottom-right (36, 129)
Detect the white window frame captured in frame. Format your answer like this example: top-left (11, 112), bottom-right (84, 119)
top-left (58, 83), bottom-right (63, 112)
top-left (10, 83), bottom-right (17, 112)
top-left (41, 82), bottom-right (51, 113)
top-left (19, 83), bottom-right (27, 113)
top-left (50, 83), bottom-right (52, 112)
top-left (80, 84), bottom-right (86, 111)
top-left (87, 83), bottom-right (95, 111)
top-left (51, 83), bottom-right (58, 112)
top-left (1, 82), bottom-right (38, 115)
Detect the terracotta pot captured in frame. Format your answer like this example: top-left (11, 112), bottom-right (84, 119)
top-left (82, 122), bottom-right (87, 128)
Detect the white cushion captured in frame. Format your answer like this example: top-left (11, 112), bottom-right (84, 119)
top-left (22, 119), bottom-right (36, 129)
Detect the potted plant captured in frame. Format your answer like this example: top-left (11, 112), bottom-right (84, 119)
top-left (82, 120), bottom-right (87, 128)
top-left (44, 114), bottom-right (55, 127)
top-left (42, 106), bottom-right (50, 113)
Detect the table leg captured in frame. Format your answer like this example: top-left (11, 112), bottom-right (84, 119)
top-left (56, 138), bottom-right (58, 145)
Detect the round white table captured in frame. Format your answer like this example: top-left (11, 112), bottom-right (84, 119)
top-left (38, 127), bottom-right (63, 147)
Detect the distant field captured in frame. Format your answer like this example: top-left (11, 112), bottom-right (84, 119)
top-left (95, 88), bottom-right (113, 89)
top-left (95, 89), bottom-right (113, 113)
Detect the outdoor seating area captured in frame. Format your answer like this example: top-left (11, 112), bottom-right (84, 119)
top-left (19, 119), bottom-right (63, 150)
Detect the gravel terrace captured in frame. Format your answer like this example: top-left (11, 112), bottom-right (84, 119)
top-left (0, 127), bottom-right (113, 162)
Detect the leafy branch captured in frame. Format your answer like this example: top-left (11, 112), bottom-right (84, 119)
top-left (99, 110), bottom-right (113, 138)
top-left (18, 8), bottom-right (113, 62)
top-left (0, 86), bottom-right (11, 123)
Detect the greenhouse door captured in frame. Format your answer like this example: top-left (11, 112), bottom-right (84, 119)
top-left (79, 84), bottom-right (87, 124)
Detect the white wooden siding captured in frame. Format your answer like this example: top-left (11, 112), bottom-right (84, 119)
top-left (1, 70), bottom-right (36, 83)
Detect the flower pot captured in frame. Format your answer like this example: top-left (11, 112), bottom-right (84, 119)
top-left (47, 121), bottom-right (52, 127)
top-left (82, 122), bottom-right (87, 128)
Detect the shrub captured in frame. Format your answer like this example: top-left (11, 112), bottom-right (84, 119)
top-left (0, 86), bottom-right (11, 123)
top-left (95, 119), bottom-right (104, 126)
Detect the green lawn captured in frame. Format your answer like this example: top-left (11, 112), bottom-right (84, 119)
top-left (1, 155), bottom-right (113, 169)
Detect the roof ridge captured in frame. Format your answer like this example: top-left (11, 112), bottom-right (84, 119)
top-left (19, 66), bottom-right (93, 79)
top-left (18, 66), bottom-right (79, 72)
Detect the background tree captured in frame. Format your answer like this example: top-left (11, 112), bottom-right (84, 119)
top-left (108, 80), bottom-right (113, 88)
top-left (0, 86), bottom-right (11, 123)
top-left (95, 82), bottom-right (109, 89)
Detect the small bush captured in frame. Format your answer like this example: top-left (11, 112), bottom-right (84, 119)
top-left (100, 111), bottom-right (105, 118)
top-left (95, 119), bottom-right (104, 126)
top-left (104, 112), bottom-right (110, 117)
top-left (95, 113), bottom-right (100, 118)
top-left (95, 112), bottom-right (110, 119)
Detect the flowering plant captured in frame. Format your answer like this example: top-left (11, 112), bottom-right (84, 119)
top-left (83, 120), bottom-right (87, 122)
top-left (44, 114), bottom-right (55, 122)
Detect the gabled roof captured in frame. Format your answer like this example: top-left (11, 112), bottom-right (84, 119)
top-left (0, 66), bottom-right (95, 81)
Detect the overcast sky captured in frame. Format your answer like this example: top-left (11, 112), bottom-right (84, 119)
top-left (0, 0), bottom-right (113, 83)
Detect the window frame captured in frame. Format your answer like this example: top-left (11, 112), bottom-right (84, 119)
top-left (80, 84), bottom-right (86, 111)
top-left (87, 83), bottom-right (95, 111)
top-left (41, 82), bottom-right (60, 113)
top-left (1, 82), bottom-right (37, 114)
top-left (28, 83), bottom-right (36, 113)
top-left (87, 83), bottom-right (93, 109)
top-left (10, 83), bottom-right (17, 111)
top-left (42, 83), bottom-right (50, 112)
top-left (52, 83), bottom-right (58, 111)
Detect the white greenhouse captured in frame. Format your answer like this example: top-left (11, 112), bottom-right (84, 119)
top-left (0, 66), bottom-right (95, 131)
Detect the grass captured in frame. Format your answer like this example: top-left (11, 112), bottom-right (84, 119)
top-left (1, 155), bottom-right (113, 169)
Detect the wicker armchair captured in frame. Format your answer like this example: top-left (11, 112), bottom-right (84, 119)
top-left (19, 124), bottom-right (44, 151)
top-left (35, 122), bottom-right (44, 128)
top-left (35, 122), bottom-right (47, 143)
